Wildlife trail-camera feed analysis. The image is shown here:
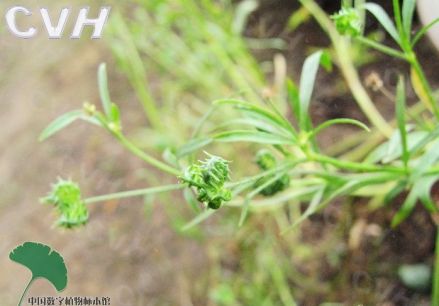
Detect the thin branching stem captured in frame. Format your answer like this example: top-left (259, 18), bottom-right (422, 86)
top-left (85, 184), bottom-right (184, 204)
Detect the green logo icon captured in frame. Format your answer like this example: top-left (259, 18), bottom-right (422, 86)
top-left (9, 242), bottom-right (68, 306)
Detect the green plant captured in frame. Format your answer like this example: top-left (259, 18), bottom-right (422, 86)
top-left (39, 0), bottom-right (439, 304)
top-left (331, 0), bottom-right (439, 118)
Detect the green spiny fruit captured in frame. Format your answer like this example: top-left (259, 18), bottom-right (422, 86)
top-left (42, 179), bottom-right (89, 229)
top-left (254, 150), bottom-right (290, 196)
top-left (331, 7), bottom-right (362, 37)
top-left (181, 153), bottom-right (232, 209)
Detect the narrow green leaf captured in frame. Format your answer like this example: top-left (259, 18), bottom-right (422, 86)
top-left (320, 50), bottom-right (333, 71)
top-left (282, 185), bottom-right (325, 234)
top-left (417, 176), bottom-right (439, 213)
top-left (412, 17), bottom-right (439, 47)
top-left (287, 79), bottom-right (301, 123)
top-left (391, 176), bottom-right (436, 227)
top-left (299, 51), bottom-right (323, 131)
top-left (232, 0), bottom-right (258, 34)
top-left (214, 99), bottom-right (294, 134)
top-left (176, 138), bottom-right (213, 158)
top-left (182, 209), bottom-right (216, 231)
top-left (109, 103), bottom-right (121, 124)
top-left (39, 110), bottom-right (83, 142)
top-left (402, 0), bottom-right (416, 39)
top-left (410, 124), bottom-right (439, 156)
top-left (365, 3), bottom-right (401, 44)
top-left (366, 130), bottom-right (427, 164)
top-left (238, 171), bottom-right (288, 227)
top-left (310, 118), bottom-right (369, 139)
top-left (396, 77), bottom-right (409, 168)
top-left (98, 63), bottom-right (112, 117)
top-left (412, 139), bottom-right (439, 181)
top-left (215, 118), bottom-right (292, 138)
top-left (213, 130), bottom-right (294, 145)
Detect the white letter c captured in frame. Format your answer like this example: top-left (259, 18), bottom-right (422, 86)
top-left (6, 7), bottom-right (37, 38)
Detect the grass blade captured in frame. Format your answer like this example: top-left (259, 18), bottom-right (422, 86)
top-left (182, 209), bottom-right (216, 231)
top-left (310, 118), bottom-right (370, 139)
top-left (176, 138), bottom-right (213, 159)
top-left (214, 99), bottom-right (294, 134)
top-left (39, 110), bottom-right (83, 142)
top-left (98, 63), bottom-right (112, 117)
top-left (282, 185), bottom-right (325, 234)
top-left (213, 130), bottom-right (294, 145)
top-left (402, 0), bottom-right (416, 39)
top-left (299, 51), bottom-right (323, 131)
top-left (364, 3), bottom-right (400, 44)
top-left (287, 79), bottom-right (301, 123)
top-left (396, 77), bottom-right (409, 168)
top-left (412, 18), bottom-right (439, 47)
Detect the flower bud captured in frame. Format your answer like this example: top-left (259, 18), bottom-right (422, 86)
top-left (331, 7), bottom-right (362, 37)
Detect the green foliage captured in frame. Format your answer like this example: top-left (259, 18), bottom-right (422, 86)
top-left (180, 153), bottom-right (232, 209)
top-left (42, 179), bottom-right (88, 229)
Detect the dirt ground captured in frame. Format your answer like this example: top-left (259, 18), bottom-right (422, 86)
top-left (0, 3), bottom-right (207, 306)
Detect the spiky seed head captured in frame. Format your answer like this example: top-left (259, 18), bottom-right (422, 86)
top-left (331, 7), bottom-right (362, 37)
top-left (42, 178), bottom-right (89, 229)
top-left (180, 153), bottom-right (232, 210)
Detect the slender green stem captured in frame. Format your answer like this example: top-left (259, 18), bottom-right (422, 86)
top-left (114, 133), bottom-right (181, 176)
top-left (433, 227), bottom-right (439, 305)
top-left (85, 184), bottom-right (184, 204)
top-left (355, 37), bottom-right (407, 60)
top-left (412, 18), bottom-right (439, 47)
top-left (310, 152), bottom-right (404, 173)
top-left (18, 278), bottom-right (34, 306)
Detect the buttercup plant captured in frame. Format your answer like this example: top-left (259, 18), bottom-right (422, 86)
top-left (39, 0), bottom-right (439, 303)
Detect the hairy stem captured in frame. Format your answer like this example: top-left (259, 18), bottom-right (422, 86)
top-left (85, 184), bottom-right (184, 204)
top-left (114, 133), bottom-right (181, 176)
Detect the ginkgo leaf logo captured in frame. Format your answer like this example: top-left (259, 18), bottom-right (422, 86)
top-left (9, 242), bottom-right (68, 306)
